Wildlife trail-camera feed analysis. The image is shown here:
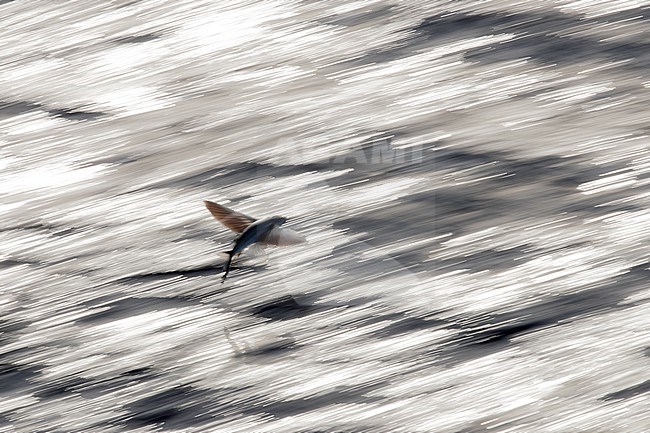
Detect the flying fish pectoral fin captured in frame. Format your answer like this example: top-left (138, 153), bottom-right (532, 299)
top-left (204, 200), bottom-right (256, 233)
top-left (244, 243), bottom-right (268, 260)
top-left (260, 226), bottom-right (306, 246)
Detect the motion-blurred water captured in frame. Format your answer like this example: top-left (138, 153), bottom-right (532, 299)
top-left (1, 1), bottom-right (649, 432)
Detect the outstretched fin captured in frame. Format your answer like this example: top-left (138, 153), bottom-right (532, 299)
top-left (260, 226), bottom-right (306, 246)
top-left (205, 200), bottom-right (256, 233)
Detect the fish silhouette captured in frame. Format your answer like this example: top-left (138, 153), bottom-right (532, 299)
top-left (204, 200), bottom-right (306, 280)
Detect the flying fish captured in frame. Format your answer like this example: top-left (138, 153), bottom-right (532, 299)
top-left (204, 200), bottom-right (306, 280)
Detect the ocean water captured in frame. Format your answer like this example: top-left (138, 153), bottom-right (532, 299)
top-left (1, 1), bottom-right (649, 432)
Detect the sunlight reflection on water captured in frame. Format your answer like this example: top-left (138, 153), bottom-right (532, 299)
top-left (1, 1), bottom-right (649, 432)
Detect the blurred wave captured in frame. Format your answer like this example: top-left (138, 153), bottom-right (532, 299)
top-left (1, 1), bottom-right (649, 432)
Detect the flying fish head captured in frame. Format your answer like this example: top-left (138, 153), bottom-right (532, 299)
top-left (268, 216), bottom-right (287, 227)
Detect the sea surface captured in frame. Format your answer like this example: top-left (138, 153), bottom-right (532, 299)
top-left (1, 1), bottom-right (649, 432)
